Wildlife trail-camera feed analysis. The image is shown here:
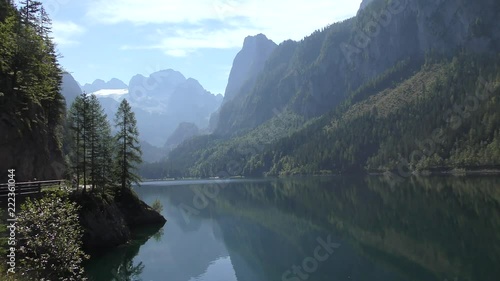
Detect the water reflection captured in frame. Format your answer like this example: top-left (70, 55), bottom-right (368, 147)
top-left (86, 226), bottom-right (161, 281)
top-left (86, 176), bottom-right (500, 281)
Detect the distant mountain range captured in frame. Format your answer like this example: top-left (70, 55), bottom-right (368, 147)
top-left (61, 70), bottom-right (222, 162)
top-left (61, 34), bottom-right (280, 164)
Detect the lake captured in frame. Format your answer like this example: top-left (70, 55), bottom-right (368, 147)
top-left (85, 176), bottom-right (500, 281)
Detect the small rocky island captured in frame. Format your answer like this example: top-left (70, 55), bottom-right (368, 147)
top-left (77, 187), bottom-right (166, 253)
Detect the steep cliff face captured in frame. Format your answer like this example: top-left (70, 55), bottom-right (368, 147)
top-left (61, 72), bottom-right (82, 107)
top-left (0, 119), bottom-right (65, 181)
top-left (214, 0), bottom-right (500, 136)
top-left (209, 34), bottom-right (277, 132)
top-left (223, 34), bottom-right (277, 103)
top-left (358, 0), bottom-right (374, 11)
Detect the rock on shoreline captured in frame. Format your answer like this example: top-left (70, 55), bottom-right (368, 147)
top-left (75, 188), bottom-right (166, 254)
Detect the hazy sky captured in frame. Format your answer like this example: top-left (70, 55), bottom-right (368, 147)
top-left (38, 0), bottom-right (361, 94)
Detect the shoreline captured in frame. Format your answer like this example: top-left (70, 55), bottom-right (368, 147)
top-left (369, 167), bottom-right (500, 177)
top-left (139, 169), bottom-right (500, 183)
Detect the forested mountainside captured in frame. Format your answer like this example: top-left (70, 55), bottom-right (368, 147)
top-left (216, 0), bottom-right (500, 136)
top-left (250, 54), bottom-right (500, 176)
top-left (0, 0), bottom-right (65, 181)
top-left (143, 0), bottom-right (500, 179)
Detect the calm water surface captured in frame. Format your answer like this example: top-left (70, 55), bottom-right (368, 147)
top-left (86, 176), bottom-right (500, 281)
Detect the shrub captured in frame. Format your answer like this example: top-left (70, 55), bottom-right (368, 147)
top-left (151, 199), bottom-right (163, 213)
top-left (16, 193), bottom-right (89, 280)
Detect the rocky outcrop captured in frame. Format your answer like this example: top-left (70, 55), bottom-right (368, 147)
top-left (0, 109), bottom-right (65, 182)
top-left (77, 188), bottom-right (166, 253)
top-left (78, 193), bottom-right (131, 252)
top-left (358, 0), bottom-right (374, 12)
top-left (223, 34), bottom-right (277, 103)
top-left (210, 34), bottom-right (277, 132)
top-left (61, 72), bottom-right (83, 107)
top-left (116, 187), bottom-right (167, 227)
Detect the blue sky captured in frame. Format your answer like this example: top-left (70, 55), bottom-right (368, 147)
top-left (37, 0), bottom-right (361, 95)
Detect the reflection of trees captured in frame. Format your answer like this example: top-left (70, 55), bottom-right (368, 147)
top-left (111, 259), bottom-right (145, 281)
top-left (130, 177), bottom-right (500, 281)
top-left (208, 176), bottom-right (500, 281)
top-left (86, 225), bottom-right (163, 281)
top-left (152, 227), bottom-right (164, 242)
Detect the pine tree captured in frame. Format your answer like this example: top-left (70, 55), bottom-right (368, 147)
top-left (67, 93), bottom-right (90, 191)
top-left (18, 0), bottom-right (42, 26)
top-left (88, 95), bottom-right (113, 192)
top-left (67, 95), bottom-right (83, 190)
top-left (37, 6), bottom-right (50, 36)
top-left (95, 118), bottom-right (114, 194)
top-left (114, 99), bottom-right (142, 192)
top-left (81, 92), bottom-right (89, 191)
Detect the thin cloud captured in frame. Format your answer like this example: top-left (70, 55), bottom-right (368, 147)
top-left (165, 49), bottom-right (189, 57)
top-left (121, 26), bottom-right (261, 56)
top-left (52, 21), bottom-right (86, 47)
top-left (88, 0), bottom-right (361, 56)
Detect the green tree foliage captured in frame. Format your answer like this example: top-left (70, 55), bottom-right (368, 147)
top-left (88, 95), bottom-right (114, 192)
top-left (115, 99), bottom-right (142, 191)
top-left (16, 192), bottom-right (88, 280)
top-left (18, 0), bottom-right (42, 26)
top-left (0, 0), bottom-right (63, 116)
top-left (0, 0), bottom-right (64, 180)
top-left (261, 53), bottom-right (500, 175)
top-left (66, 93), bottom-right (115, 193)
top-left (67, 94), bottom-right (84, 188)
top-left (151, 199), bottom-right (163, 213)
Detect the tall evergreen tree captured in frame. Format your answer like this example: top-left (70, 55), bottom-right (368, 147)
top-left (18, 0), bottom-right (41, 26)
top-left (95, 118), bottom-right (114, 194)
top-left (88, 95), bottom-right (113, 192)
top-left (67, 95), bottom-right (84, 190)
top-left (114, 99), bottom-right (142, 191)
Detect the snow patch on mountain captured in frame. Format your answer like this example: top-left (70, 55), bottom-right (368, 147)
top-left (92, 89), bottom-right (129, 101)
